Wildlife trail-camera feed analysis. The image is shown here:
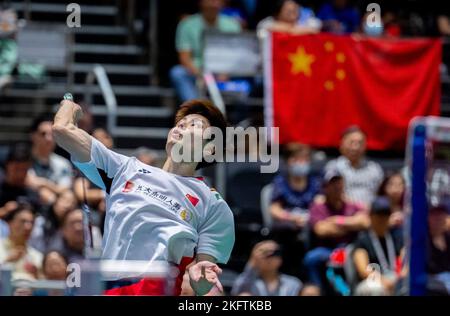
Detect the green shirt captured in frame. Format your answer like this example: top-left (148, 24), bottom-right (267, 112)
top-left (175, 13), bottom-right (241, 69)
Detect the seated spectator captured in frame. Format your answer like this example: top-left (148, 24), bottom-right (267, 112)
top-left (268, 143), bottom-right (322, 277)
top-left (426, 205), bottom-right (450, 295)
top-left (317, 0), bottom-right (360, 34)
top-left (378, 172), bottom-right (405, 239)
top-left (133, 146), bottom-right (159, 167)
top-left (0, 203), bottom-right (43, 281)
top-left (353, 197), bottom-right (404, 296)
top-left (231, 240), bottom-right (303, 296)
top-left (0, 6), bottom-right (18, 89)
top-left (257, 0), bottom-right (320, 36)
top-left (30, 189), bottom-right (78, 253)
top-left (42, 250), bottom-right (68, 281)
top-left (170, 0), bottom-right (241, 102)
top-left (0, 144), bottom-right (41, 238)
top-left (325, 125), bottom-right (384, 208)
top-left (304, 171), bottom-right (369, 290)
top-left (47, 209), bottom-right (85, 263)
top-left (270, 143), bottom-right (322, 231)
top-left (28, 116), bottom-right (73, 205)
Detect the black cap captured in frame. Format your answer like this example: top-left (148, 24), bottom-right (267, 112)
top-left (370, 197), bottom-right (391, 216)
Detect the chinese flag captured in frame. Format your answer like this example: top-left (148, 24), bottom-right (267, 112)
top-left (265, 32), bottom-right (441, 149)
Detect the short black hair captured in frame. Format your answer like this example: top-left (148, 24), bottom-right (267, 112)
top-left (174, 99), bottom-right (228, 170)
top-left (341, 125), bottom-right (366, 140)
top-left (30, 115), bottom-right (53, 133)
top-left (6, 143), bottom-right (32, 164)
top-left (3, 202), bottom-right (35, 223)
top-left (272, 0), bottom-right (299, 17)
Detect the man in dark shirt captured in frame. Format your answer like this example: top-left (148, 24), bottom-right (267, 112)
top-left (352, 197), bottom-right (404, 295)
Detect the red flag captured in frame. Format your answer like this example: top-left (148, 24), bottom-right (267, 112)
top-left (265, 32), bottom-right (441, 149)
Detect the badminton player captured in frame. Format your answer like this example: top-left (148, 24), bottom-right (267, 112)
top-left (52, 98), bottom-right (234, 296)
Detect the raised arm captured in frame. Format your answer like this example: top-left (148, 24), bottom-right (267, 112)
top-left (52, 100), bottom-right (92, 163)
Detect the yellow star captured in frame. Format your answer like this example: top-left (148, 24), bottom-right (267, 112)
top-left (288, 46), bottom-right (316, 76)
top-left (324, 80), bottom-right (335, 91)
top-left (336, 69), bottom-right (346, 80)
top-left (336, 52), bottom-right (346, 63)
top-left (324, 41), bottom-right (334, 52)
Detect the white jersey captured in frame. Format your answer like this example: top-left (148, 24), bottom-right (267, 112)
top-left (72, 138), bottom-right (235, 279)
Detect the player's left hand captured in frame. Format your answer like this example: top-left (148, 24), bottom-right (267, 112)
top-left (188, 261), bottom-right (223, 296)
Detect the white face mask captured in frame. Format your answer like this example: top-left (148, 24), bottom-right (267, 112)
top-left (288, 162), bottom-right (311, 177)
top-left (363, 23), bottom-right (384, 37)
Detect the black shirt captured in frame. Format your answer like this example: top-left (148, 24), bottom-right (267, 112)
top-left (427, 233), bottom-right (450, 275)
top-left (353, 230), bottom-right (403, 273)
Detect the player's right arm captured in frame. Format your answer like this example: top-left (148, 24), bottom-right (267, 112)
top-left (53, 99), bottom-right (129, 193)
top-left (52, 100), bottom-right (92, 163)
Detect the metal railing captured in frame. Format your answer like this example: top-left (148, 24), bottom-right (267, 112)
top-left (84, 64), bottom-right (118, 136)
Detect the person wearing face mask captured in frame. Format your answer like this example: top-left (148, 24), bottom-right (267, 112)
top-left (268, 143), bottom-right (322, 277)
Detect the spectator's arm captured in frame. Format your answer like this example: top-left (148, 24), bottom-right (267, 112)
top-left (353, 248), bottom-right (371, 279)
top-left (73, 177), bottom-right (104, 205)
top-left (178, 51), bottom-right (200, 76)
top-left (335, 213), bottom-right (370, 231)
top-left (313, 218), bottom-right (346, 238)
top-left (437, 15), bottom-right (450, 35)
top-left (270, 201), bottom-right (292, 221)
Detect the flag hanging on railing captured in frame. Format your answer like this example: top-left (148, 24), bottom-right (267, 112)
top-left (264, 32), bottom-right (441, 149)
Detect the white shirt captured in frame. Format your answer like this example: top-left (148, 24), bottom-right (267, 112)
top-left (325, 156), bottom-right (384, 206)
top-left (72, 139), bottom-right (235, 279)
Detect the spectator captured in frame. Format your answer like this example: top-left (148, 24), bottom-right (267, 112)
top-left (47, 208), bottom-right (85, 263)
top-left (378, 172), bottom-right (405, 238)
top-left (42, 250), bottom-right (68, 281)
top-left (0, 144), bottom-right (41, 238)
top-left (133, 146), bottom-right (159, 167)
top-left (170, 0), bottom-right (241, 102)
top-left (304, 170), bottom-right (369, 290)
top-left (426, 205), bottom-right (450, 295)
top-left (317, 0), bottom-right (360, 34)
top-left (324, 125), bottom-right (384, 208)
top-left (270, 143), bottom-right (322, 231)
top-left (353, 197), bottom-right (404, 296)
top-left (231, 240), bottom-right (303, 296)
top-left (0, 203), bottom-right (43, 281)
top-left (268, 143), bottom-right (322, 272)
top-left (30, 189), bottom-right (78, 253)
top-left (0, 6), bottom-right (18, 90)
top-left (257, 0), bottom-right (320, 36)
top-left (28, 116), bottom-right (73, 205)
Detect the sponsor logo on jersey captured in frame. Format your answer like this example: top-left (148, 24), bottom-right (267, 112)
top-left (138, 169), bottom-right (151, 174)
top-left (179, 209), bottom-right (192, 222)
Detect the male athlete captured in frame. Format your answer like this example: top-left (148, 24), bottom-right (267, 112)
top-left (52, 98), bottom-right (234, 296)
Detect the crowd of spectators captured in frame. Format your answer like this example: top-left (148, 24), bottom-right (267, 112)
top-left (169, 0), bottom-right (450, 102)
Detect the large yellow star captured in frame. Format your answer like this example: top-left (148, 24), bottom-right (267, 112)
top-left (288, 46), bottom-right (315, 76)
